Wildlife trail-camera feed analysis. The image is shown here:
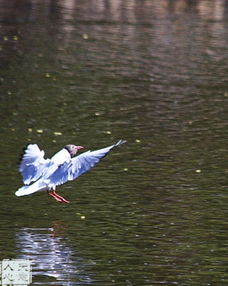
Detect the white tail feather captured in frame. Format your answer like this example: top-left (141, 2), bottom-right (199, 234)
top-left (15, 181), bottom-right (46, 197)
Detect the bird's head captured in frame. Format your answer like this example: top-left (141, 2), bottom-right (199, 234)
top-left (64, 144), bottom-right (84, 157)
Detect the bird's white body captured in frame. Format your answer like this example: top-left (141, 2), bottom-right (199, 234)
top-left (16, 147), bottom-right (71, 196)
top-left (16, 140), bottom-right (126, 199)
top-left (50, 148), bottom-right (71, 165)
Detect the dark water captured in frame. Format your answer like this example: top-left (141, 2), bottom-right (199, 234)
top-left (0, 0), bottom-right (227, 285)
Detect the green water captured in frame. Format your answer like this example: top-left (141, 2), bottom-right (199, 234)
top-left (0, 1), bottom-right (227, 285)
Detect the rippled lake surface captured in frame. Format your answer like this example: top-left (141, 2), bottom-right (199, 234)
top-left (0, 0), bottom-right (227, 285)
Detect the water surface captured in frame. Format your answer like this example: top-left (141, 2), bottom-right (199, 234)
top-left (0, 1), bottom-right (227, 285)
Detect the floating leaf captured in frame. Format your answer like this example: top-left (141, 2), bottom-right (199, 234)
top-left (36, 129), bottom-right (43, 133)
top-left (54, 131), bottom-right (62, 136)
top-left (82, 33), bottom-right (88, 39)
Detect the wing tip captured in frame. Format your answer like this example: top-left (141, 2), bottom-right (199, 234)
top-left (115, 139), bottom-right (127, 147)
top-left (18, 143), bottom-right (30, 168)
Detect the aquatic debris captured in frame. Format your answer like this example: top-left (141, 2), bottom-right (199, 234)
top-left (82, 33), bottom-right (88, 40)
top-left (195, 169), bottom-right (201, 173)
top-left (44, 73), bottom-right (56, 80)
top-left (36, 129), bottom-right (43, 134)
top-left (54, 131), bottom-right (62, 136)
top-left (105, 130), bottom-right (112, 135)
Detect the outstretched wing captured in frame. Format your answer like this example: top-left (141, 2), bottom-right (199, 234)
top-left (46, 140), bottom-right (126, 189)
top-left (19, 144), bottom-right (50, 185)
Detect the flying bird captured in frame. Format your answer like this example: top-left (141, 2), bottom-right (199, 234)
top-left (16, 140), bottom-right (126, 203)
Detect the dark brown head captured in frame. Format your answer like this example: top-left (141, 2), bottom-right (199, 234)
top-left (64, 144), bottom-right (84, 157)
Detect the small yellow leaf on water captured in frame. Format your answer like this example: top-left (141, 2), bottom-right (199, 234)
top-left (3, 36), bottom-right (8, 41)
top-left (82, 33), bottom-right (88, 39)
top-left (196, 169), bottom-right (201, 173)
top-left (37, 129), bottom-right (43, 133)
top-left (80, 215), bottom-right (86, 220)
top-left (54, 131), bottom-right (62, 136)
top-left (52, 139), bottom-right (56, 143)
top-left (13, 35), bottom-right (18, 41)
top-left (135, 139), bottom-right (141, 143)
top-left (45, 73), bottom-right (51, 78)
top-left (28, 128), bottom-right (33, 132)
top-left (124, 168), bottom-right (128, 171)
top-left (105, 130), bottom-right (112, 134)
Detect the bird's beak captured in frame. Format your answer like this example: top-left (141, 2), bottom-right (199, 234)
top-left (76, 146), bottom-right (84, 150)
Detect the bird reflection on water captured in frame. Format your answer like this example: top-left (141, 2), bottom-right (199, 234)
top-left (15, 223), bottom-right (92, 285)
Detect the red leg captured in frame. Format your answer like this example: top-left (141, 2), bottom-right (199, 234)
top-left (48, 191), bottom-right (63, 202)
top-left (52, 190), bottom-right (70, 203)
top-left (48, 190), bottom-right (70, 203)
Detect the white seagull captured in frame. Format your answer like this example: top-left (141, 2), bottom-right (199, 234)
top-left (16, 140), bottom-right (126, 203)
